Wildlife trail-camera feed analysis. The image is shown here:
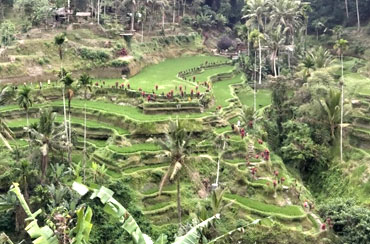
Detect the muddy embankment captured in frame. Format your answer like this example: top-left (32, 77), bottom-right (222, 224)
top-left (0, 43), bottom-right (206, 85)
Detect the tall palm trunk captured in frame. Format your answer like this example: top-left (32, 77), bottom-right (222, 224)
top-left (26, 109), bottom-right (29, 127)
top-left (254, 51), bottom-right (257, 114)
top-left (62, 88), bottom-right (69, 157)
top-left (141, 19), bottom-right (144, 43)
top-left (83, 103), bottom-right (87, 183)
top-left (162, 10), bottom-right (165, 30)
top-left (258, 37), bottom-right (262, 85)
top-left (68, 99), bottom-right (72, 163)
top-left (130, 4), bottom-right (135, 31)
top-left (340, 54), bottom-right (344, 163)
top-left (344, 0), bottom-right (349, 18)
top-left (41, 143), bottom-right (49, 183)
top-left (177, 177), bottom-right (181, 223)
top-left (182, 0), bottom-right (186, 16)
top-left (97, 0), bottom-right (101, 25)
top-left (356, 0), bottom-right (360, 32)
top-left (273, 50), bottom-right (278, 77)
top-left (172, 0), bottom-right (176, 24)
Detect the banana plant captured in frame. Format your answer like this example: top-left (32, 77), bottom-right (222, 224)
top-left (9, 183), bottom-right (93, 244)
top-left (10, 183), bottom-right (59, 244)
top-left (72, 182), bottom-right (221, 244)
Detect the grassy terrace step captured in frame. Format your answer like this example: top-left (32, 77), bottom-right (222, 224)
top-left (224, 194), bottom-right (306, 221)
top-left (4, 116), bottom-right (129, 135)
top-left (140, 185), bottom-right (177, 198)
top-left (96, 55), bottom-right (228, 93)
top-left (122, 163), bottom-right (168, 174)
top-left (142, 203), bottom-right (177, 215)
top-left (108, 143), bottom-right (162, 154)
top-left (212, 74), bottom-right (244, 110)
top-left (0, 100), bottom-right (212, 122)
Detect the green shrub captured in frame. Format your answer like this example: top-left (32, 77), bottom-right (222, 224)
top-left (79, 48), bottom-right (111, 62)
top-left (109, 59), bottom-right (129, 67)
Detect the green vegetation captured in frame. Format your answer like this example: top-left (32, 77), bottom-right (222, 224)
top-left (1, 0), bottom-right (370, 243)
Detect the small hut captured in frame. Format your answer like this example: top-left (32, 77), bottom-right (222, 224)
top-left (76, 12), bottom-right (91, 23)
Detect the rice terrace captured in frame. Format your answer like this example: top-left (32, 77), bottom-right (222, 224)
top-left (1, 0), bottom-right (370, 244)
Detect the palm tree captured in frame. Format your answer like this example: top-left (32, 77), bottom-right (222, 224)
top-left (243, 0), bottom-right (268, 32)
top-left (157, 119), bottom-right (194, 223)
top-left (78, 73), bottom-right (92, 100)
top-left (299, 53), bottom-right (315, 81)
top-left (318, 89), bottom-right (341, 141)
top-left (123, 0), bottom-right (137, 31)
top-left (28, 108), bottom-right (67, 183)
top-left (59, 69), bottom-right (74, 163)
top-left (312, 20), bottom-right (325, 41)
top-left (355, 0), bottom-right (360, 32)
top-left (344, 0), bottom-right (349, 18)
top-left (54, 33), bottom-right (66, 61)
top-left (17, 86), bottom-right (32, 127)
top-left (249, 29), bottom-right (264, 113)
top-left (310, 46), bottom-right (333, 69)
top-left (0, 86), bottom-right (14, 151)
top-left (155, 0), bottom-right (169, 31)
top-left (265, 25), bottom-right (285, 77)
top-left (270, 0), bottom-right (303, 45)
top-left (334, 38), bottom-right (348, 163)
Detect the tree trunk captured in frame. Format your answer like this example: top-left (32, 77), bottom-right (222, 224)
top-left (97, 0), bottom-right (100, 25)
top-left (340, 54), bottom-right (344, 163)
top-left (254, 51), bottom-right (257, 114)
top-left (62, 88), bottom-right (69, 156)
top-left (173, 0), bottom-right (176, 24)
top-left (131, 4), bottom-right (135, 31)
top-left (162, 10), bottom-right (165, 30)
top-left (356, 0), bottom-right (360, 32)
top-left (273, 50), bottom-right (277, 77)
top-left (258, 37), bottom-right (262, 85)
top-left (141, 19), bottom-right (144, 43)
top-left (83, 103), bottom-right (87, 183)
top-left (183, 1), bottom-right (186, 16)
top-left (344, 0), bottom-right (349, 18)
top-left (68, 106), bottom-right (72, 163)
top-left (177, 177), bottom-right (181, 224)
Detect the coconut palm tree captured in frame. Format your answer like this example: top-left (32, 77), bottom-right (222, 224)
top-left (270, 0), bottom-right (303, 45)
top-left (310, 46), bottom-right (333, 69)
top-left (155, 0), bottom-right (169, 31)
top-left (318, 89), bottom-right (341, 141)
top-left (28, 108), bottom-right (67, 183)
top-left (243, 0), bottom-right (268, 32)
top-left (54, 33), bottom-right (66, 61)
top-left (334, 38), bottom-right (348, 163)
top-left (17, 86), bottom-right (32, 127)
top-left (299, 53), bottom-right (315, 81)
top-left (344, 0), bottom-right (349, 18)
top-left (355, 0), bottom-right (360, 32)
top-left (0, 86), bottom-right (14, 151)
top-left (249, 29), bottom-right (264, 113)
top-left (264, 25), bottom-right (285, 77)
top-left (59, 69), bottom-right (74, 163)
top-left (157, 119), bottom-right (196, 223)
top-left (78, 73), bottom-right (92, 100)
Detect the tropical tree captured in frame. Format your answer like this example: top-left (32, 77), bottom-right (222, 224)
top-left (334, 38), bottom-right (348, 163)
top-left (0, 86), bottom-right (14, 151)
top-left (17, 86), bottom-right (32, 127)
top-left (78, 73), bottom-right (92, 100)
top-left (123, 0), bottom-right (137, 31)
top-left (299, 53), bottom-right (315, 81)
top-left (156, 0), bottom-right (169, 30)
top-left (54, 33), bottom-right (66, 61)
top-left (28, 108), bottom-right (67, 183)
top-left (318, 89), bottom-right (341, 141)
top-left (243, 0), bottom-right (268, 32)
top-left (312, 20), bottom-right (325, 40)
top-left (270, 0), bottom-right (303, 45)
top-left (310, 46), bottom-right (333, 69)
top-left (157, 119), bottom-right (196, 223)
top-left (265, 25), bottom-right (285, 77)
top-left (355, 0), bottom-right (360, 32)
